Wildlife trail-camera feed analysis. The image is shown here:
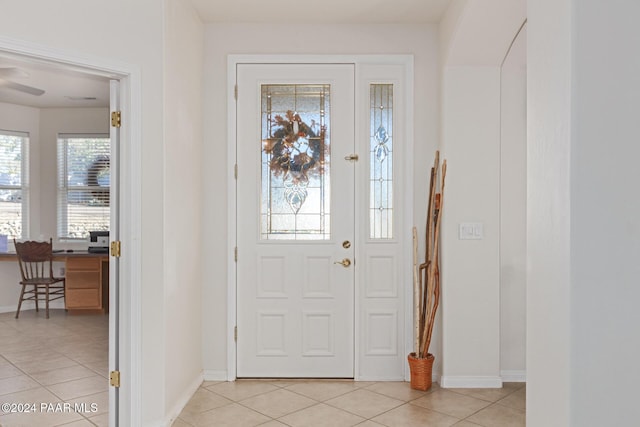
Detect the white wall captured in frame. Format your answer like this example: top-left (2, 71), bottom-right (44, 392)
top-left (441, 66), bottom-right (502, 386)
top-left (202, 23), bottom-right (440, 378)
top-left (527, 0), bottom-right (572, 424)
top-left (439, 0), bottom-right (526, 388)
top-left (570, 1), bottom-right (640, 425)
top-left (0, 0), bottom-right (180, 424)
top-left (499, 25), bottom-right (526, 378)
top-left (163, 0), bottom-right (204, 423)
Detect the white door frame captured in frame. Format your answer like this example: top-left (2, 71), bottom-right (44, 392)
top-left (227, 54), bottom-right (414, 381)
top-left (0, 36), bottom-right (142, 426)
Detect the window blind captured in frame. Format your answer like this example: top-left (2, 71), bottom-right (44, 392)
top-left (57, 134), bottom-right (110, 240)
top-left (0, 130), bottom-right (29, 239)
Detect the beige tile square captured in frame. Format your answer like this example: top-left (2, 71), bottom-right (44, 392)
top-left (364, 382), bottom-right (428, 402)
top-left (207, 380), bottom-right (280, 401)
top-left (371, 404), bottom-right (460, 427)
top-left (30, 365), bottom-right (97, 386)
top-left (285, 381), bottom-right (361, 401)
top-left (447, 383), bottom-right (522, 403)
top-left (180, 402), bottom-right (270, 427)
top-left (66, 350), bottom-right (106, 365)
top-left (279, 403), bottom-right (365, 427)
top-left (0, 383), bottom-right (62, 403)
top-left (67, 391), bottom-right (109, 416)
top-left (0, 364), bottom-right (22, 380)
top-left (180, 388), bottom-right (233, 414)
top-left (257, 421), bottom-right (289, 426)
top-left (55, 419), bottom-right (97, 426)
top-left (452, 421), bottom-right (483, 426)
top-left (3, 347), bottom-right (62, 364)
top-left (171, 417), bottom-right (194, 427)
top-left (240, 388), bottom-right (316, 418)
top-left (201, 380), bottom-right (223, 387)
top-left (47, 375), bottom-right (108, 400)
top-left (13, 356), bottom-right (78, 375)
top-left (411, 389), bottom-right (491, 419)
top-left (87, 412), bottom-right (109, 427)
top-left (466, 403), bottom-right (525, 427)
top-left (0, 374), bottom-right (41, 396)
top-left (267, 379), bottom-right (311, 388)
top-left (353, 422), bottom-right (385, 426)
top-left (497, 387), bottom-right (526, 412)
top-left (82, 360), bottom-right (109, 379)
top-left (325, 389), bottom-right (404, 419)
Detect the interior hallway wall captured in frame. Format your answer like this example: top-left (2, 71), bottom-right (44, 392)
top-left (163, 0), bottom-right (205, 423)
top-left (0, 0), bottom-right (180, 424)
top-left (499, 24), bottom-right (527, 378)
top-left (439, 0), bottom-right (526, 387)
top-left (570, 1), bottom-right (640, 425)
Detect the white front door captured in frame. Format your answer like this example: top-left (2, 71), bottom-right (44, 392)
top-left (236, 63), bottom-right (355, 378)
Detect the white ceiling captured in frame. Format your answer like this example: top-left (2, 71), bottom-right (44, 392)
top-left (191, 0), bottom-right (451, 24)
top-left (0, 0), bottom-right (451, 109)
top-left (0, 53), bottom-right (111, 109)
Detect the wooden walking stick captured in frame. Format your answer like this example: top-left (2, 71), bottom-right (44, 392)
top-left (422, 160), bottom-right (447, 357)
top-left (413, 227), bottom-right (420, 354)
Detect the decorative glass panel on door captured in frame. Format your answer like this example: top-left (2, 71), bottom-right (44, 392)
top-left (261, 84), bottom-right (331, 240)
top-left (370, 84), bottom-right (394, 239)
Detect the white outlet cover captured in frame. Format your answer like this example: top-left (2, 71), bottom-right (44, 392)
top-left (459, 222), bottom-right (484, 240)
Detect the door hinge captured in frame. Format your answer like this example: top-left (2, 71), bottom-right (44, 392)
top-left (110, 370), bottom-right (121, 387)
top-left (234, 326), bottom-right (237, 342)
top-left (234, 164), bottom-right (238, 179)
top-left (234, 247), bottom-right (238, 262)
top-left (111, 111), bottom-right (122, 128)
top-left (110, 241), bottom-right (121, 258)
top-left (344, 154), bottom-right (359, 161)
top-left (234, 85), bottom-right (238, 100)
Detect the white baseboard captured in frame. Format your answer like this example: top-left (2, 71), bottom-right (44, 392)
top-left (165, 372), bottom-right (204, 427)
top-left (0, 305), bottom-right (15, 314)
top-left (203, 370), bottom-right (228, 382)
top-left (501, 370), bottom-right (527, 382)
top-left (440, 376), bottom-right (503, 388)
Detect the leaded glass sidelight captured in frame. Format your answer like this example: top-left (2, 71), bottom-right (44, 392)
top-left (261, 84), bottom-right (330, 240)
top-left (370, 84), bottom-right (394, 239)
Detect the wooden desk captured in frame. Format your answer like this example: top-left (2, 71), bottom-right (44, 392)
top-left (0, 251), bottom-right (109, 314)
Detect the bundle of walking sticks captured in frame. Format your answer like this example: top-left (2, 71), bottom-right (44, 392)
top-left (413, 151), bottom-right (447, 359)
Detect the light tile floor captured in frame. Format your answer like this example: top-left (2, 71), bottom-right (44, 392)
top-left (174, 380), bottom-right (525, 427)
top-left (0, 310), bottom-right (526, 427)
top-left (0, 309), bottom-right (109, 427)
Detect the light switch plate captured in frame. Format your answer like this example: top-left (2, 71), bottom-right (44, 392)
top-left (459, 222), bottom-right (484, 240)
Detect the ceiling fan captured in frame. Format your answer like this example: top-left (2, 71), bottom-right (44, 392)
top-left (0, 67), bottom-right (45, 96)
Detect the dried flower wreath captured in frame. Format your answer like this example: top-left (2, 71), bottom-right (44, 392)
top-left (263, 110), bottom-right (327, 183)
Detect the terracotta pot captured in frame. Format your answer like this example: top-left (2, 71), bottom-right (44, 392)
top-left (408, 352), bottom-right (435, 391)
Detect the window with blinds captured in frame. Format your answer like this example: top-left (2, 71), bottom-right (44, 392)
top-left (57, 135), bottom-right (110, 240)
top-left (0, 130), bottom-right (29, 240)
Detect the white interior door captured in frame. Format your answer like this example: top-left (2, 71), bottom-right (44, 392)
top-left (236, 63), bottom-right (355, 378)
top-left (108, 79), bottom-right (120, 426)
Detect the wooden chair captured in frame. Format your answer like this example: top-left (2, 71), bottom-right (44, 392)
top-left (14, 238), bottom-right (65, 319)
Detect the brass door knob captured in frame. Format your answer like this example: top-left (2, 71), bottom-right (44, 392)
top-left (334, 258), bottom-right (352, 268)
